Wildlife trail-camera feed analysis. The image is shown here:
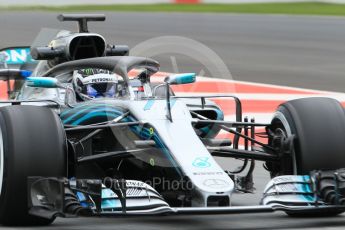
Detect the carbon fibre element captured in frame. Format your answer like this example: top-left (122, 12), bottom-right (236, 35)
top-left (310, 169), bottom-right (345, 206)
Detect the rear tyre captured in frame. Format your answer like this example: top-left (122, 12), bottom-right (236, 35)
top-left (0, 105), bottom-right (66, 226)
top-left (269, 97), bottom-right (345, 216)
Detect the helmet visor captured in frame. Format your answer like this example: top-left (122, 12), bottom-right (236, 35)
top-left (83, 83), bottom-right (117, 98)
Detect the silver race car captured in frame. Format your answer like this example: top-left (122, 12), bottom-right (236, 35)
top-left (0, 14), bottom-right (345, 226)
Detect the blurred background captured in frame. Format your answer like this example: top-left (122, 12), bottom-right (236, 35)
top-left (2, 0), bottom-right (345, 92)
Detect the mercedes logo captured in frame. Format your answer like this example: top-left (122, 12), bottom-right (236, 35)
top-left (203, 179), bottom-right (229, 189)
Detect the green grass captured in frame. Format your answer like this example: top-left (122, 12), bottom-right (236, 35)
top-left (3, 3), bottom-right (345, 16)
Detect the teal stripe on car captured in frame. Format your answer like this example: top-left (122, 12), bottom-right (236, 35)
top-left (62, 104), bottom-right (183, 176)
top-left (61, 103), bottom-right (108, 118)
top-left (71, 112), bottom-right (120, 125)
top-left (199, 107), bottom-right (224, 137)
top-left (63, 108), bottom-right (124, 124)
top-left (144, 100), bottom-right (155, 111)
top-left (130, 124), bottom-right (183, 176)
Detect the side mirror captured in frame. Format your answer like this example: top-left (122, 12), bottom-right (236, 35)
top-left (26, 77), bottom-right (60, 88)
top-left (26, 76), bottom-right (76, 107)
top-left (164, 73), bottom-right (196, 85)
top-left (163, 73), bottom-right (196, 122)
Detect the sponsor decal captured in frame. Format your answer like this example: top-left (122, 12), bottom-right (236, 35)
top-left (84, 69), bottom-right (94, 75)
top-left (203, 179), bottom-right (229, 189)
top-left (2, 48), bottom-right (35, 65)
top-left (0, 51), bottom-right (9, 64)
top-left (125, 181), bottom-right (146, 188)
top-left (193, 171), bottom-right (223, 176)
top-left (149, 127), bottom-right (154, 136)
top-left (192, 157), bottom-right (211, 168)
top-left (91, 77), bottom-right (115, 83)
top-left (149, 158), bottom-right (155, 167)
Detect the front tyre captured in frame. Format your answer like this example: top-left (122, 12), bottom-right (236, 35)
top-left (268, 97), bottom-right (345, 217)
top-left (0, 105), bottom-right (67, 226)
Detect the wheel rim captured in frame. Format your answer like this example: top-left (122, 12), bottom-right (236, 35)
top-left (272, 111), bottom-right (297, 175)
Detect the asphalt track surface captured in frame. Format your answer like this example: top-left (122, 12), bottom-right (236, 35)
top-left (1, 12), bottom-right (345, 229)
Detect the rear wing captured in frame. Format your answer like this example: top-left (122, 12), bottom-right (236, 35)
top-left (0, 47), bottom-right (37, 99)
top-left (0, 46), bottom-right (37, 69)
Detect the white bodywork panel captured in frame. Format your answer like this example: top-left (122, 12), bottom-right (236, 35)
top-left (262, 175), bottom-right (319, 206)
top-left (112, 99), bottom-right (234, 206)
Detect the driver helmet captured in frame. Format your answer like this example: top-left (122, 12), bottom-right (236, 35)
top-left (73, 69), bottom-right (121, 101)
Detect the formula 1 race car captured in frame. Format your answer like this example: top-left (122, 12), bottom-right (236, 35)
top-left (1, 14), bottom-right (345, 226)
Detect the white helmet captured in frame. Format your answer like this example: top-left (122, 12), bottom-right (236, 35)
top-left (73, 69), bottom-right (120, 101)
